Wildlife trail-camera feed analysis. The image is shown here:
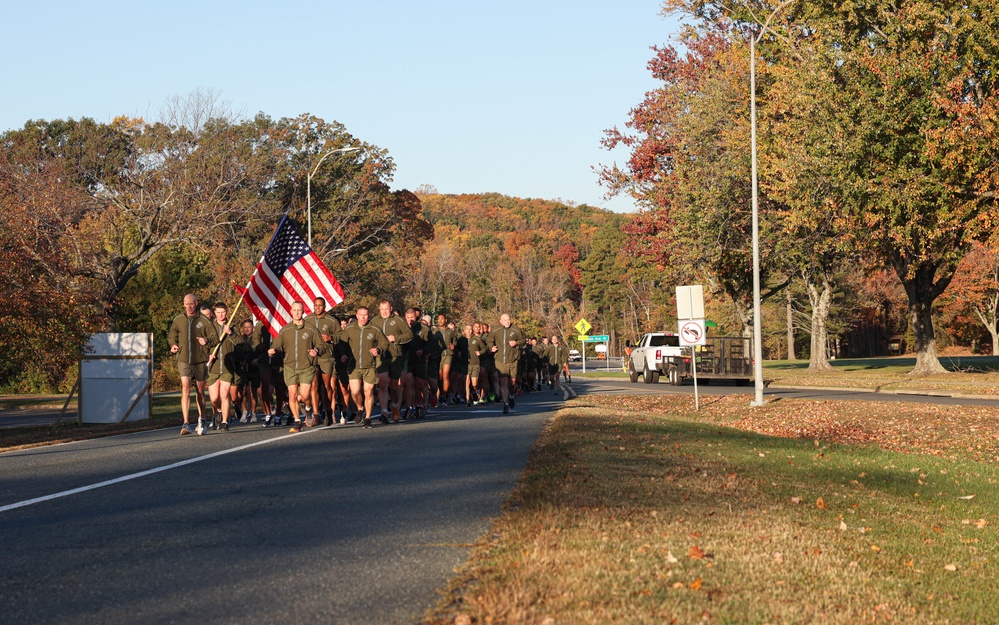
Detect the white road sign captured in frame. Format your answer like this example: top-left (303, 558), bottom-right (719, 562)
top-left (679, 319), bottom-right (706, 346)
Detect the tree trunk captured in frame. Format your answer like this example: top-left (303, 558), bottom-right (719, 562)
top-left (805, 276), bottom-right (833, 372)
top-left (901, 264), bottom-right (949, 376)
top-left (908, 298), bottom-right (947, 374)
top-left (972, 299), bottom-right (999, 356)
top-left (786, 287), bottom-right (795, 361)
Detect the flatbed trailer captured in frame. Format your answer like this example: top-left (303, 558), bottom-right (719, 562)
top-left (661, 336), bottom-right (753, 386)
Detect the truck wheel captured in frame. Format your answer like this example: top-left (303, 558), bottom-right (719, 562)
top-left (643, 366), bottom-right (655, 384)
top-left (668, 366), bottom-right (681, 386)
top-left (628, 362), bottom-right (639, 383)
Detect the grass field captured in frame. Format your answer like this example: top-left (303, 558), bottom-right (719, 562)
top-left (0, 394), bottom-right (187, 452)
top-left (574, 356), bottom-right (999, 396)
top-left (426, 394), bottom-right (998, 625)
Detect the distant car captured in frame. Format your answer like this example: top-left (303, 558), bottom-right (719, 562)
top-left (568, 349), bottom-right (581, 361)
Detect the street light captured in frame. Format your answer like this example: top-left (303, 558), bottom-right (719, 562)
top-left (747, 0), bottom-right (795, 407)
top-left (307, 147), bottom-right (361, 246)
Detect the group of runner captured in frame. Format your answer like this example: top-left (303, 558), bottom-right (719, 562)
top-left (167, 294), bottom-right (573, 435)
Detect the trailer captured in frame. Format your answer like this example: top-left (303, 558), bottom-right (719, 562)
top-left (661, 336), bottom-right (753, 386)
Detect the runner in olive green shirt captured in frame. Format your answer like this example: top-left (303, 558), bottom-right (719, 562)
top-left (485, 313), bottom-right (526, 414)
top-left (206, 302), bottom-right (243, 431)
top-left (168, 294), bottom-right (217, 435)
top-left (268, 301), bottom-right (326, 432)
top-left (548, 334), bottom-right (570, 396)
top-left (373, 300), bottom-right (413, 423)
top-left (307, 297), bottom-right (341, 426)
top-left (436, 315), bottom-right (458, 405)
top-left (339, 306), bottom-right (390, 428)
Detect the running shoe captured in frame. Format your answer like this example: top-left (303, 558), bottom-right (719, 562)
top-left (305, 408), bottom-right (317, 428)
top-left (339, 414), bottom-right (346, 425)
top-left (353, 412), bottom-right (362, 425)
top-left (195, 418), bottom-right (206, 436)
top-left (503, 403), bottom-right (509, 414)
top-left (239, 413), bottom-right (250, 424)
top-left (509, 396), bottom-right (515, 409)
top-left (362, 417), bottom-right (372, 429)
top-left (220, 421), bottom-right (229, 432)
top-left (466, 399), bottom-right (472, 407)
top-left (380, 413), bottom-right (390, 425)
top-left (289, 420), bottom-right (304, 433)
top-left (400, 406), bottom-right (410, 420)
top-left (180, 423), bottom-right (192, 436)
top-left (261, 414), bottom-right (273, 427)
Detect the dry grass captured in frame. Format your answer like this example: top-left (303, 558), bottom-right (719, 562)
top-left (426, 396), bottom-right (999, 625)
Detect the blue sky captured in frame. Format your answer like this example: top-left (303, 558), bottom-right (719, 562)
top-left (3, 1), bottom-right (682, 213)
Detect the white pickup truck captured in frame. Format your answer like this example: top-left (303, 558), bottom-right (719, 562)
top-left (627, 333), bottom-right (685, 383)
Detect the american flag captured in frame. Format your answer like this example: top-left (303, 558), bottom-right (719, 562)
top-left (236, 216), bottom-right (345, 337)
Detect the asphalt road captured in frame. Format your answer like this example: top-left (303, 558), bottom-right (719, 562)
top-left (3, 377), bottom-right (996, 625)
top-left (0, 391), bottom-right (563, 625)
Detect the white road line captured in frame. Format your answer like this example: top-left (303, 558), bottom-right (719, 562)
top-left (0, 427), bottom-right (324, 515)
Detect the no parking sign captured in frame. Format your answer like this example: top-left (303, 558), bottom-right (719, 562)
top-left (679, 319), bottom-right (706, 346)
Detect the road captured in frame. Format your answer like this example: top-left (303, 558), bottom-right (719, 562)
top-left (0, 392), bottom-right (562, 625)
top-left (3, 376), bottom-right (997, 625)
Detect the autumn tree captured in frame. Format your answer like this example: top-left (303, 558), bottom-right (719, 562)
top-left (938, 241), bottom-right (999, 354)
top-left (600, 24), bottom-right (790, 340)
top-left (803, 0), bottom-right (999, 374)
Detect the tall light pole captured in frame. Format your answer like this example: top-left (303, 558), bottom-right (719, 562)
top-left (748, 0), bottom-right (795, 407)
top-left (307, 147), bottom-right (361, 246)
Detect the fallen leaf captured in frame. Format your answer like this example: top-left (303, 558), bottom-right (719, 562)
top-left (839, 521), bottom-right (848, 531)
top-left (958, 495), bottom-right (976, 500)
top-left (944, 564), bottom-right (957, 572)
top-left (975, 519), bottom-right (988, 529)
top-left (672, 582), bottom-right (685, 589)
top-left (455, 614), bottom-right (472, 625)
top-left (690, 577), bottom-right (703, 590)
top-left (665, 551), bottom-right (678, 564)
top-left (790, 496), bottom-right (803, 505)
top-left (689, 545), bottom-right (706, 560)
top-left (816, 497), bottom-right (828, 510)
top-left (773, 552), bottom-right (784, 563)
top-left (871, 545), bottom-right (881, 552)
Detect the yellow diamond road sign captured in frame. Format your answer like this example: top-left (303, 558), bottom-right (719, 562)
top-left (574, 318), bottom-right (592, 335)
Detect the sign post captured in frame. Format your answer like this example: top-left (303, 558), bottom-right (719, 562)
top-left (574, 319), bottom-right (591, 373)
top-left (676, 285), bottom-right (706, 411)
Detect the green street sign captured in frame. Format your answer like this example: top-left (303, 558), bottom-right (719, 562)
top-left (579, 335), bottom-right (609, 342)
